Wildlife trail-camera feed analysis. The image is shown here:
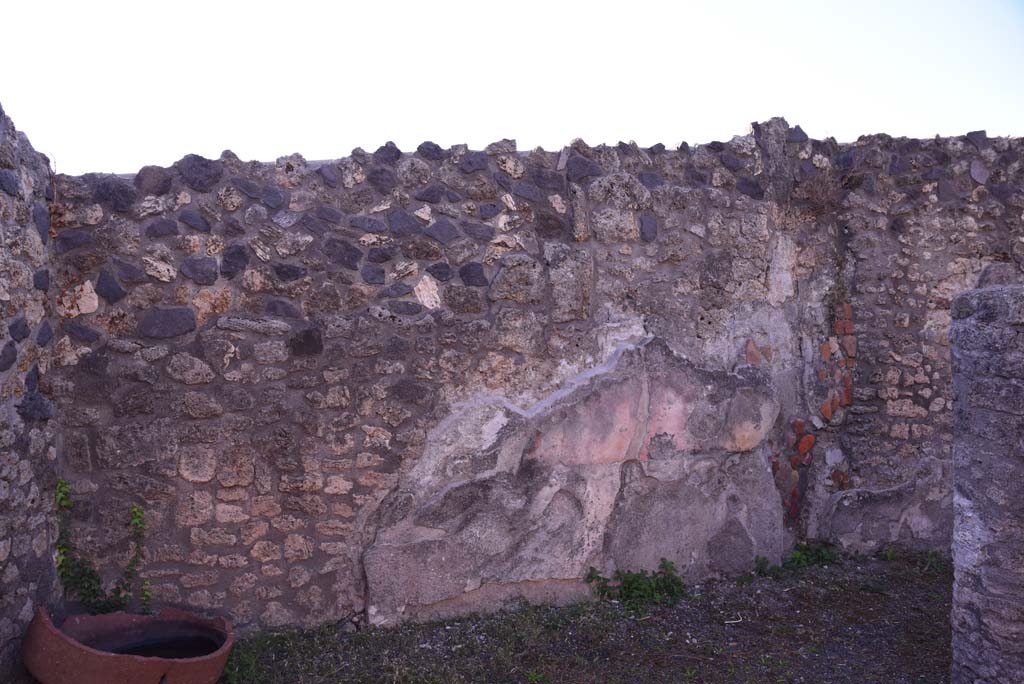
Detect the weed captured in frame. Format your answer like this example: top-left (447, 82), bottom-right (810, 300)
top-left (55, 479), bottom-right (149, 613)
top-left (584, 559), bottom-right (687, 612)
top-left (783, 542), bottom-right (837, 570)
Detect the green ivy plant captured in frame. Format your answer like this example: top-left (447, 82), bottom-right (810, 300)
top-left (584, 558), bottom-right (687, 612)
top-left (55, 478), bottom-right (150, 614)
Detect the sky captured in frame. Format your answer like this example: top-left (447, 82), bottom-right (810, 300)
top-left (3, 0), bottom-right (1023, 175)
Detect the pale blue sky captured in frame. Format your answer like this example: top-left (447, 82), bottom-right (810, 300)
top-left (3, 0), bottom-right (1023, 174)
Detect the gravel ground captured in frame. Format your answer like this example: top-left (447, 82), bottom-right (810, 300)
top-left (221, 550), bottom-right (952, 684)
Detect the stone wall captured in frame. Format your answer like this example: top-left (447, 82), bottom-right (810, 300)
top-left (5, 111), bottom-right (1020, 639)
top-left (950, 285), bottom-right (1024, 684)
top-left (0, 104), bottom-right (62, 681)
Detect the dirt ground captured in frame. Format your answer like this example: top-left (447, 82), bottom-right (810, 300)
top-left (221, 549), bottom-right (953, 684)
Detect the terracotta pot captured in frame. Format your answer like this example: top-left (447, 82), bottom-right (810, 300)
top-left (21, 607), bottom-right (234, 684)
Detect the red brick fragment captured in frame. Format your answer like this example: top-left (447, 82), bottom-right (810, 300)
top-left (745, 339), bottom-right (763, 365)
top-left (840, 387), bottom-right (853, 407)
top-left (842, 371), bottom-right (853, 388)
top-left (820, 394), bottom-right (835, 421)
top-left (820, 341), bottom-right (832, 361)
top-left (791, 419), bottom-right (805, 435)
top-left (789, 454), bottom-right (802, 470)
top-left (841, 335), bottom-right (857, 357)
top-left (797, 434), bottom-right (816, 455)
top-left (835, 319), bottom-right (853, 335)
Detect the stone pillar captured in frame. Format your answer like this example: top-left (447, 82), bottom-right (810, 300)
top-left (950, 285), bottom-right (1024, 684)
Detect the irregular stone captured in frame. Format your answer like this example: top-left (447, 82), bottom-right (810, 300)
top-left (181, 257), bottom-right (219, 285)
top-left (590, 207), bottom-right (638, 242)
top-left (427, 262), bottom-right (454, 282)
top-left (0, 169), bottom-right (19, 196)
top-left (388, 210), bottom-right (422, 237)
top-left (179, 209), bottom-right (211, 233)
top-left (373, 141), bottom-right (402, 165)
top-left (416, 141), bottom-right (447, 161)
top-left (265, 299), bottom-right (302, 319)
top-left (566, 155), bottom-right (602, 183)
top-left (177, 154), bottom-right (223, 192)
top-left (143, 256), bottom-right (177, 282)
top-left (0, 342), bottom-right (15, 372)
top-left (273, 262), bottom-right (307, 282)
top-left (33, 268), bottom-right (50, 292)
top-left (489, 254), bottom-right (544, 303)
top-left (167, 353), bottom-right (216, 384)
top-left (92, 177), bottom-right (136, 212)
top-left (458, 262), bottom-right (489, 287)
top-left (459, 152), bottom-right (489, 174)
top-left (220, 244), bottom-right (251, 279)
top-left (57, 280), bottom-right (99, 318)
top-left (140, 307), bottom-right (197, 338)
top-left (324, 238), bottom-right (362, 270)
top-left (146, 218), bottom-right (178, 238)
top-left (54, 229), bottom-right (94, 253)
top-left (135, 165), bottom-right (173, 195)
top-left (8, 318), bottom-right (30, 343)
top-left (361, 265), bottom-right (385, 285)
top-left (217, 316), bottom-right (291, 335)
top-left (424, 218), bottom-right (460, 244)
top-left (289, 328), bottom-right (323, 356)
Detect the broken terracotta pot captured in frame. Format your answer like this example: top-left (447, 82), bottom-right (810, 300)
top-left (21, 607), bottom-right (234, 684)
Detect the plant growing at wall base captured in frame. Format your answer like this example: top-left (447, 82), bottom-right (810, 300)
top-left (584, 559), bottom-right (687, 612)
top-left (55, 478), bottom-right (150, 614)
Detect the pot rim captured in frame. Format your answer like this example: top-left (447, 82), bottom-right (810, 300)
top-left (30, 606), bottom-right (236, 663)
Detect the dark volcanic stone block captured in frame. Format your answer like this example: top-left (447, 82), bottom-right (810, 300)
top-left (265, 299), bottom-right (303, 318)
top-left (140, 306), bottom-right (197, 338)
top-left (16, 391), bottom-right (53, 422)
top-left (289, 328), bottom-right (323, 356)
top-left (367, 167), bottom-right (398, 194)
top-left (35, 321), bottom-right (53, 347)
top-left (146, 218), bottom-right (178, 238)
top-left (177, 154), bottom-right (223, 192)
top-left (459, 262), bottom-right (489, 286)
top-left (95, 269), bottom-right (127, 304)
top-left (367, 247), bottom-right (396, 264)
top-left (424, 218), bottom-right (460, 244)
top-left (33, 269), bottom-right (50, 292)
top-left (220, 244), bottom-right (251, 279)
top-left (92, 177), bottom-right (136, 212)
top-left (181, 257), bottom-right (219, 285)
top-left (319, 165), bottom-right (339, 188)
top-left (427, 262), bottom-right (454, 282)
top-left (414, 185), bottom-right (446, 203)
top-left (417, 141), bottom-right (447, 161)
top-left (459, 152), bottom-right (489, 174)
top-left (736, 176), bottom-right (765, 200)
top-left (179, 209), bottom-right (211, 233)
top-left (566, 155), bottom-right (603, 183)
top-left (351, 215), bottom-right (387, 233)
top-left (54, 230), bottom-right (93, 254)
top-left (8, 318), bottom-right (29, 343)
top-left (0, 341), bottom-right (17, 371)
top-left (0, 169), bottom-right (19, 196)
top-left (361, 265), bottom-right (385, 285)
top-left (135, 165), bottom-right (173, 195)
top-left (373, 142), bottom-right (402, 165)
top-left (389, 300), bottom-right (423, 316)
top-left (639, 213), bottom-right (658, 243)
top-left (388, 210), bottom-right (422, 237)
top-left (638, 171), bottom-right (663, 189)
top-left (478, 202), bottom-right (502, 220)
top-left (273, 262), bottom-right (307, 282)
top-left (324, 238), bottom-right (362, 270)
